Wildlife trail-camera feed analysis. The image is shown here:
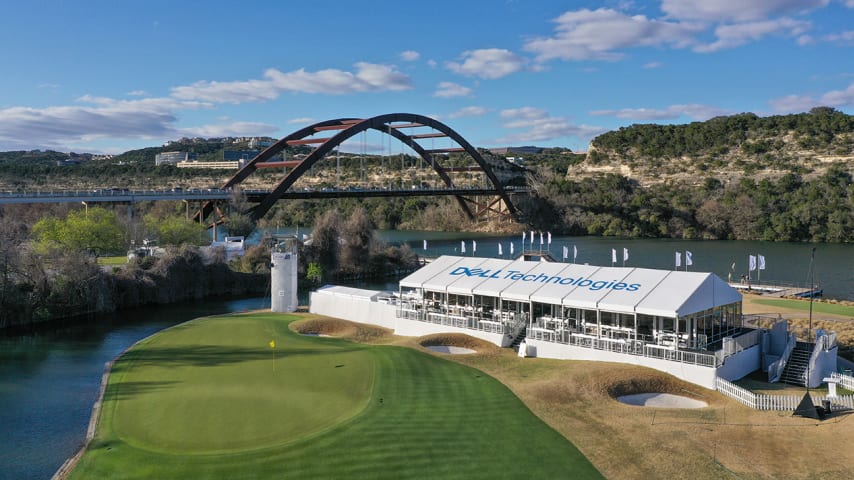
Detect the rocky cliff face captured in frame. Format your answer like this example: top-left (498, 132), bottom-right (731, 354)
top-left (569, 111), bottom-right (854, 187)
top-left (573, 139), bottom-right (854, 187)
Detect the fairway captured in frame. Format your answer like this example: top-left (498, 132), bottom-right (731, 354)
top-left (70, 313), bottom-right (601, 479)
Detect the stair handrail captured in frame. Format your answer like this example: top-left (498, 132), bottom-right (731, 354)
top-left (805, 333), bottom-right (835, 388)
top-left (768, 333), bottom-right (796, 383)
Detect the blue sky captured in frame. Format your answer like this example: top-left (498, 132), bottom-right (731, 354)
top-left (0, 0), bottom-right (852, 154)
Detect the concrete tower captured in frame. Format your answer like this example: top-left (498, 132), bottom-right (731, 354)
top-left (271, 238), bottom-right (299, 312)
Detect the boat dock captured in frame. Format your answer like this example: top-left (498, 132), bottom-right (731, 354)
top-left (728, 282), bottom-right (822, 298)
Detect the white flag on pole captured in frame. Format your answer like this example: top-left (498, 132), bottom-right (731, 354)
top-left (522, 231), bottom-right (526, 242)
top-left (510, 242), bottom-right (514, 255)
top-left (423, 239), bottom-right (427, 251)
top-left (758, 254), bottom-right (765, 270)
top-left (562, 245), bottom-right (568, 259)
top-left (461, 240), bottom-right (466, 254)
top-left (675, 251), bottom-right (682, 268)
top-left (539, 232), bottom-right (543, 245)
top-left (749, 255), bottom-right (757, 271)
top-left (573, 245), bottom-right (577, 263)
top-left (498, 243), bottom-right (503, 256)
top-left (611, 248), bottom-right (617, 264)
top-left (530, 230), bottom-right (534, 246)
top-left (686, 251), bottom-right (693, 266)
top-left (472, 240), bottom-right (477, 253)
top-left (547, 232), bottom-right (552, 245)
top-left (623, 248), bottom-right (629, 262)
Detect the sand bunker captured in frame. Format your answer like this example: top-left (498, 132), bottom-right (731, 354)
top-left (426, 345), bottom-right (477, 355)
top-left (617, 393), bottom-right (707, 409)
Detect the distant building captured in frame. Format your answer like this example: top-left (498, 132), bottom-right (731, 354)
top-left (155, 151), bottom-right (198, 166)
top-left (176, 159), bottom-right (245, 169)
top-left (223, 150), bottom-right (261, 161)
top-left (249, 137), bottom-right (275, 149)
top-left (488, 146), bottom-right (544, 155)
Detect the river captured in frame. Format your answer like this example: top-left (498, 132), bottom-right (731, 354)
top-left (2, 233), bottom-right (852, 479)
top-left (0, 297), bottom-right (270, 480)
top-left (269, 228), bottom-right (854, 300)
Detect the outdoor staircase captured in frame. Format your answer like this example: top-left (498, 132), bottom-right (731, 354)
top-left (510, 327), bottom-right (528, 352)
top-left (780, 342), bottom-right (813, 386)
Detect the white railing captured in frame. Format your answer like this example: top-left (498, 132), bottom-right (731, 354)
top-left (831, 372), bottom-right (854, 391)
top-left (768, 333), bottom-right (796, 383)
top-left (716, 377), bottom-right (854, 411)
top-left (551, 332), bottom-right (719, 367)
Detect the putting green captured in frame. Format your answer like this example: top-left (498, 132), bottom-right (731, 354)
top-left (106, 313), bottom-right (374, 453)
top-left (70, 313), bottom-right (602, 479)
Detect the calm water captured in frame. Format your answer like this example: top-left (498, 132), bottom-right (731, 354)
top-left (2, 233), bottom-right (852, 479)
top-left (270, 228), bottom-right (854, 300)
top-left (0, 297), bottom-right (270, 480)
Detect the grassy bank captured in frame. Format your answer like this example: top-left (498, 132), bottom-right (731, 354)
top-left (69, 313), bottom-right (600, 479)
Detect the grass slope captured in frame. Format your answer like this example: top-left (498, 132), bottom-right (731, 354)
top-left (749, 297), bottom-right (854, 317)
top-left (70, 313), bottom-right (601, 479)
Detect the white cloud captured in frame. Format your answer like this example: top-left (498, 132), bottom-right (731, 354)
top-left (433, 81), bottom-right (473, 98)
top-left (446, 48), bottom-right (526, 79)
top-left (822, 30), bottom-right (854, 44)
top-left (769, 82), bottom-right (854, 112)
top-left (400, 50), bottom-right (420, 61)
top-left (180, 121), bottom-right (279, 138)
top-left (288, 117), bottom-right (316, 125)
top-left (590, 103), bottom-right (730, 120)
top-left (127, 90), bottom-right (148, 96)
top-left (524, 8), bottom-right (703, 62)
top-left (172, 62), bottom-right (413, 103)
top-left (643, 61), bottom-right (663, 68)
top-left (694, 17), bottom-right (811, 52)
top-left (0, 95), bottom-right (218, 151)
top-left (447, 106), bottom-right (489, 119)
top-left (662, 0), bottom-right (829, 22)
top-left (495, 107), bottom-right (605, 143)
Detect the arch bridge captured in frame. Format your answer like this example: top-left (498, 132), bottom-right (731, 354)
top-left (197, 113), bottom-right (522, 225)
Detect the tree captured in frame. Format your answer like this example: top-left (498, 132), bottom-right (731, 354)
top-left (31, 207), bottom-right (125, 255)
top-left (143, 214), bottom-right (207, 246)
top-left (224, 189), bottom-right (256, 238)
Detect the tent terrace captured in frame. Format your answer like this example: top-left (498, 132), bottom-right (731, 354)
top-left (397, 255), bottom-right (753, 369)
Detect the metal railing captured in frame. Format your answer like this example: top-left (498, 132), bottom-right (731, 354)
top-left (768, 333), bottom-right (796, 383)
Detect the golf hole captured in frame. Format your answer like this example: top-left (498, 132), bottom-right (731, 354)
top-left (617, 393), bottom-right (707, 409)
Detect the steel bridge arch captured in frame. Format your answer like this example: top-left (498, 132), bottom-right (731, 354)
top-left (203, 113), bottom-right (518, 222)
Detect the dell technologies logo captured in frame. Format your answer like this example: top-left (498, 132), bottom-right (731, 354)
top-left (449, 266), bottom-right (641, 292)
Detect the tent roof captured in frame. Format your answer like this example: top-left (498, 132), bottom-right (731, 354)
top-left (399, 256), bottom-right (466, 290)
top-left (447, 258), bottom-right (514, 295)
top-left (397, 255), bottom-right (741, 317)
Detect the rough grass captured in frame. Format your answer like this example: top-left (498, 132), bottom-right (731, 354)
top-left (295, 299), bottom-right (852, 479)
top-left (69, 313), bottom-right (601, 480)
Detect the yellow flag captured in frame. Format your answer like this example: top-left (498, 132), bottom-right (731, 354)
top-left (269, 340), bottom-right (276, 349)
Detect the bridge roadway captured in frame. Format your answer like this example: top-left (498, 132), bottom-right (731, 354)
top-left (0, 186), bottom-right (528, 205)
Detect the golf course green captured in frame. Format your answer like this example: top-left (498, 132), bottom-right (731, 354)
top-left (68, 312), bottom-right (601, 479)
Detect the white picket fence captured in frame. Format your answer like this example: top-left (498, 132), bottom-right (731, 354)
top-left (831, 371), bottom-right (854, 391)
top-left (715, 376), bottom-right (854, 411)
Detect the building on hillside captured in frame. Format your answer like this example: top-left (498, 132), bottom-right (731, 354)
top-left (488, 146), bottom-right (544, 155)
top-left (176, 159), bottom-right (244, 169)
top-left (155, 151), bottom-right (198, 166)
top-left (223, 150), bottom-right (261, 162)
top-left (310, 255), bottom-right (838, 390)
